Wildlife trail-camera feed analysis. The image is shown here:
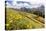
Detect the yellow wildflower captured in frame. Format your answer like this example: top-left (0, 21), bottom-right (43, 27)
top-left (15, 14), bottom-right (22, 19)
top-left (26, 24), bottom-right (32, 28)
top-left (6, 24), bottom-right (9, 26)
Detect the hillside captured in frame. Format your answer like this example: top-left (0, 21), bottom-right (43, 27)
top-left (5, 8), bottom-right (44, 30)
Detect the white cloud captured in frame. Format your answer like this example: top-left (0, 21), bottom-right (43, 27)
top-left (13, 0), bottom-right (46, 5)
top-left (7, 0), bottom-right (46, 8)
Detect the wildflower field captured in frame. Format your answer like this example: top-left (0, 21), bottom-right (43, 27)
top-left (5, 8), bottom-right (44, 30)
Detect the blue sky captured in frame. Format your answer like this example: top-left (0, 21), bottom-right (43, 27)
top-left (5, 0), bottom-right (13, 6)
top-left (6, 0), bottom-right (13, 1)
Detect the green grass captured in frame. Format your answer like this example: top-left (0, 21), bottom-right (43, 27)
top-left (5, 8), bottom-right (44, 30)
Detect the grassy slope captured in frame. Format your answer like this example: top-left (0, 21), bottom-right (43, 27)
top-left (5, 8), bottom-right (44, 30)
